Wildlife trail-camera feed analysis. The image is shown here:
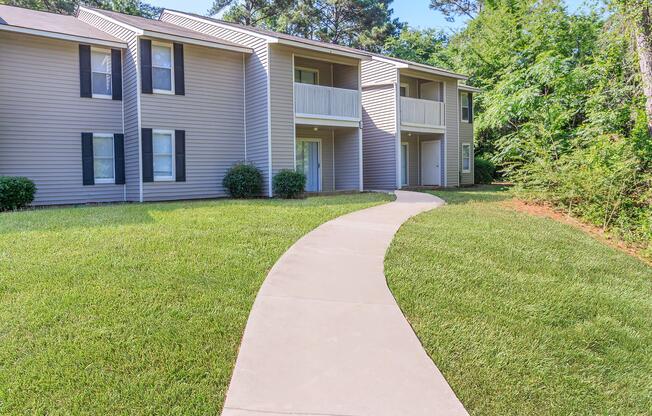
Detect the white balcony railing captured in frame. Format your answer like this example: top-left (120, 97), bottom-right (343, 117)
top-left (400, 97), bottom-right (445, 128)
top-left (294, 83), bottom-right (360, 120)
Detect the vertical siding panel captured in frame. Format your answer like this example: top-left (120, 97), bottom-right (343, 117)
top-left (0, 32), bottom-right (124, 205)
top-left (445, 79), bottom-right (460, 186)
top-left (268, 45), bottom-right (295, 176)
top-left (361, 59), bottom-right (397, 190)
top-left (333, 128), bottom-right (360, 190)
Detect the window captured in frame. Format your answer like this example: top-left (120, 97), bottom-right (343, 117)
top-left (152, 43), bottom-right (173, 93)
top-left (294, 67), bottom-right (318, 85)
top-left (462, 143), bottom-right (471, 173)
top-left (93, 134), bottom-right (114, 183)
top-left (400, 83), bottom-right (409, 97)
top-left (461, 92), bottom-right (471, 122)
top-left (153, 130), bottom-right (174, 181)
top-left (91, 49), bottom-right (112, 98)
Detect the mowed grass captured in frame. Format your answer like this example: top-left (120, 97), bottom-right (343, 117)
top-left (0, 193), bottom-right (392, 415)
top-left (385, 186), bottom-right (652, 415)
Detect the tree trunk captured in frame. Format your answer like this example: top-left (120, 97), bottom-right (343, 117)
top-left (634, 4), bottom-right (652, 136)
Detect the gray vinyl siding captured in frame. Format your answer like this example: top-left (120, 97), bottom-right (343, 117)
top-left (0, 32), bottom-right (124, 205)
top-left (294, 56), bottom-right (332, 86)
top-left (296, 126), bottom-right (334, 192)
top-left (160, 12), bottom-right (270, 194)
top-left (334, 128), bottom-right (360, 190)
top-left (333, 63), bottom-right (359, 89)
top-left (459, 115), bottom-right (474, 185)
top-left (268, 45), bottom-right (295, 177)
top-left (78, 8), bottom-right (141, 201)
top-left (140, 44), bottom-right (245, 201)
top-left (445, 79), bottom-right (460, 186)
top-left (361, 59), bottom-right (397, 190)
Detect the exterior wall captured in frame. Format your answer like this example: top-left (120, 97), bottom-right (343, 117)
top-left (334, 128), bottom-right (360, 190)
top-left (400, 134), bottom-right (419, 187)
top-left (333, 63), bottom-right (359, 90)
top-left (294, 56), bottom-right (332, 86)
top-left (160, 11), bottom-right (270, 195)
top-left (140, 44), bottom-right (245, 201)
top-left (0, 32), bottom-right (124, 205)
top-left (445, 79), bottom-right (460, 186)
top-left (361, 59), bottom-right (397, 190)
top-left (296, 126), bottom-right (334, 192)
top-left (268, 44), bottom-right (295, 178)
top-left (78, 8), bottom-right (141, 201)
top-left (459, 110), bottom-right (474, 185)
top-left (399, 75), bottom-right (418, 98)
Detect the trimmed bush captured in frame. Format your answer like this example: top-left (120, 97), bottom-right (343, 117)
top-left (273, 170), bottom-right (306, 199)
top-left (474, 157), bottom-right (496, 184)
top-left (223, 162), bottom-right (263, 198)
top-left (0, 176), bottom-right (36, 211)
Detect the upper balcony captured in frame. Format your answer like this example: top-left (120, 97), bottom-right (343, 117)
top-left (293, 56), bottom-right (361, 128)
top-left (399, 75), bottom-right (446, 133)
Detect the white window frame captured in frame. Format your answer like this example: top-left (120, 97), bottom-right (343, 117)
top-left (400, 82), bottom-right (410, 97)
top-left (461, 143), bottom-right (472, 173)
top-left (461, 92), bottom-right (471, 123)
top-left (152, 41), bottom-right (175, 95)
top-left (152, 129), bottom-right (175, 181)
top-left (93, 133), bottom-right (115, 184)
top-left (294, 66), bottom-right (319, 85)
top-left (91, 47), bottom-right (112, 99)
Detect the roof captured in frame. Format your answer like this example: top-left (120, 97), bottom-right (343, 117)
top-left (0, 4), bottom-right (125, 48)
top-left (372, 54), bottom-right (468, 80)
top-left (80, 7), bottom-right (252, 53)
top-left (459, 84), bottom-right (481, 93)
top-left (162, 9), bottom-right (372, 61)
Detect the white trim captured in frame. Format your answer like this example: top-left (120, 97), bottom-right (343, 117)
top-left (400, 123), bottom-right (446, 133)
top-left (372, 55), bottom-right (467, 80)
top-left (400, 141), bottom-right (409, 187)
top-left (292, 54), bottom-right (297, 171)
top-left (296, 137), bottom-right (322, 192)
top-left (243, 53), bottom-right (247, 161)
top-left (395, 69), bottom-right (401, 189)
top-left (277, 38), bottom-right (371, 61)
top-left (459, 84), bottom-right (481, 93)
top-left (0, 24), bottom-right (126, 48)
top-left (120, 47), bottom-right (126, 202)
top-left (79, 7), bottom-right (143, 34)
top-left (460, 92), bottom-right (471, 123)
top-left (266, 43), bottom-right (273, 197)
top-left (151, 40), bottom-right (175, 94)
top-left (136, 36), bottom-right (144, 202)
top-left (358, 62), bottom-right (363, 192)
top-left (399, 82), bottom-right (410, 97)
top-left (294, 66), bottom-right (319, 85)
top-left (294, 116), bottom-right (360, 128)
top-left (92, 133), bottom-right (116, 184)
top-left (461, 143), bottom-right (472, 173)
top-left (443, 80), bottom-right (448, 187)
top-left (152, 129), bottom-right (175, 181)
top-left (143, 31), bottom-right (252, 53)
top-left (332, 129), bottom-right (335, 190)
top-left (91, 46), bottom-right (113, 99)
top-left (162, 10), bottom-right (278, 42)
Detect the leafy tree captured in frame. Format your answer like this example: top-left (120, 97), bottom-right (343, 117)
top-left (383, 27), bottom-right (452, 69)
top-left (1, 0), bottom-right (161, 17)
top-left (429, 0), bottom-right (483, 21)
top-left (207, 0), bottom-right (295, 26)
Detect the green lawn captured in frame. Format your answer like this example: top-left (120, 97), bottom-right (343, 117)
top-left (0, 194), bottom-right (392, 415)
top-left (385, 186), bottom-right (652, 415)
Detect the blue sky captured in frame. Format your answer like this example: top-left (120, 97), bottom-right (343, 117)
top-left (149, 0), bottom-right (590, 31)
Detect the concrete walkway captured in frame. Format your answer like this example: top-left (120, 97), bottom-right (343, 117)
top-left (222, 191), bottom-right (468, 416)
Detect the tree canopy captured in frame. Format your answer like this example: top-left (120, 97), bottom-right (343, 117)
top-left (0, 0), bottom-right (161, 17)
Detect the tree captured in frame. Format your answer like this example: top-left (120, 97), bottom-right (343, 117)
top-left (1, 0), bottom-right (161, 17)
top-left (207, 0), bottom-right (295, 26)
top-left (429, 0), bottom-right (483, 21)
top-left (383, 27), bottom-right (451, 69)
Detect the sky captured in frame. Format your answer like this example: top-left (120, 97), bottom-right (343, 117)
top-left (149, 0), bottom-right (591, 32)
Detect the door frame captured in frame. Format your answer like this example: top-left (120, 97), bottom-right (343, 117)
top-left (400, 142), bottom-right (409, 187)
top-left (296, 137), bottom-right (322, 192)
top-left (420, 139), bottom-right (441, 186)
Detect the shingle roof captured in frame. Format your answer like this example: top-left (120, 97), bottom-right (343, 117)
top-left (0, 4), bottom-right (124, 45)
top-left (83, 7), bottom-right (251, 52)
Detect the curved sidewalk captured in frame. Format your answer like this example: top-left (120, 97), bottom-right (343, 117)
top-left (222, 191), bottom-right (468, 416)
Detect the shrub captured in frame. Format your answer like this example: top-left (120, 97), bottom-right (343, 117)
top-left (0, 176), bottom-right (36, 211)
top-left (222, 163), bottom-right (263, 198)
top-left (273, 170), bottom-right (306, 199)
top-left (474, 157), bottom-right (496, 184)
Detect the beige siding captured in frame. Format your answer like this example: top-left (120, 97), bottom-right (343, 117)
top-left (160, 11), bottom-right (271, 194)
top-left (401, 135), bottom-right (419, 186)
top-left (334, 128), bottom-right (360, 190)
top-left (296, 126), bottom-right (334, 192)
top-left (0, 32), bottom-right (124, 205)
top-left (445, 79), bottom-right (460, 186)
top-left (269, 45), bottom-right (295, 177)
top-left (333, 63), bottom-right (359, 89)
top-left (140, 44), bottom-right (245, 201)
top-left (459, 114), bottom-right (474, 185)
top-left (294, 56), bottom-right (332, 86)
top-left (361, 59), bottom-right (397, 189)
top-left (399, 75), bottom-right (418, 98)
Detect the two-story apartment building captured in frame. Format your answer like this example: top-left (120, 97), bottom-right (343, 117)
top-left (0, 4), bottom-right (476, 206)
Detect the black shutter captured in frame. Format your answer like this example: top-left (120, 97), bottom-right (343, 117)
top-left (140, 39), bottom-right (152, 94)
top-left (173, 43), bottom-right (185, 95)
top-left (468, 93), bottom-right (473, 123)
top-left (142, 128), bottom-right (154, 182)
top-left (175, 130), bottom-right (186, 182)
top-left (81, 133), bottom-right (94, 185)
top-left (79, 44), bottom-right (92, 98)
top-left (114, 133), bottom-right (125, 184)
top-left (111, 49), bottom-right (122, 100)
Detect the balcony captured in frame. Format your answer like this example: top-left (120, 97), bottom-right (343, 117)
top-left (400, 97), bottom-right (445, 131)
top-left (294, 83), bottom-right (361, 126)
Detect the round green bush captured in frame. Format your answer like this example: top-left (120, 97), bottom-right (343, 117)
top-left (0, 176), bottom-right (36, 211)
top-left (222, 162), bottom-right (263, 198)
top-left (273, 170), bottom-right (306, 199)
top-left (474, 157), bottom-right (496, 184)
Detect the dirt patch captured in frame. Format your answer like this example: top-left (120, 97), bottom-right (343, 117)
top-left (505, 199), bottom-right (651, 265)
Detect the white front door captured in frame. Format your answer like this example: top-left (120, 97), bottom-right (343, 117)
top-left (296, 139), bottom-right (321, 192)
top-left (420, 141), bottom-right (441, 186)
top-left (400, 143), bottom-right (408, 186)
